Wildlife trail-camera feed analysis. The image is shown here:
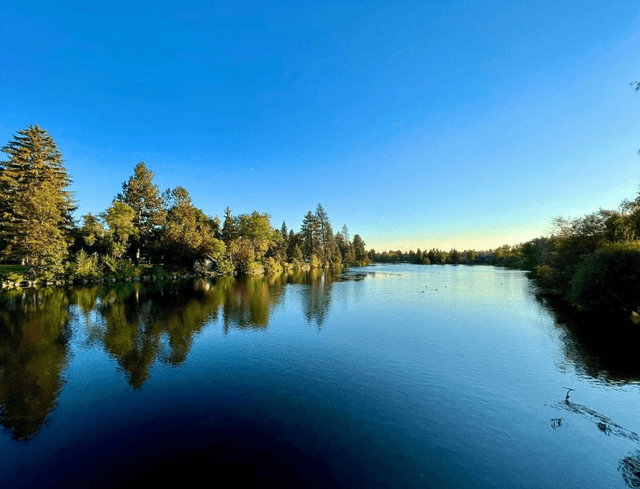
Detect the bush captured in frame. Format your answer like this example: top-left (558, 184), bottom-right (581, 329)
top-left (263, 257), bottom-right (283, 274)
top-left (215, 257), bottom-right (235, 275)
top-left (116, 261), bottom-right (141, 280)
top-left (146, 264), bottom-right (169, 280)
top-left (100, 255), bottom-right (119, 279)
top-left (570, 242), bottom-right (640, 311)
top-left (247, 261), bottom-right (265, 275)
top-left (25, 249), bottom-right (67, 282)
top-left (4, 272), bottom-right (25, 283)
top-left (309, 254), bottom-right (321, 268)
top-left (68, 250), bottom-right (102, 281)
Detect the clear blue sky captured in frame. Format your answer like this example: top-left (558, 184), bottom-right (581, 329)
top-left (2, 0), bottom-right (640, 251)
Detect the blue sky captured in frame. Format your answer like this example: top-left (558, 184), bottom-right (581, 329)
top-left (2, 0), bottom-right (640, 251)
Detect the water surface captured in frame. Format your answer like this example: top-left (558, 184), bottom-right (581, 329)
top-left (1, 265), bottom-right (639, 488)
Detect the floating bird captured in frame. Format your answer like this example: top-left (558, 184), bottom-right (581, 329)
top-left (562, 387), bottom-right (575, 401)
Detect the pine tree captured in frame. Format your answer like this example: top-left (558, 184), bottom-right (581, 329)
top-left (300, 210), bottom-right (321, 260)
top-left (115, 162), bottom-right (166, 262)
top-left (314, 203), bottom-right (336, 262)
top-left (221, 207), bottom-right (237, 246)
top-left (0, 125), bottom-right (74, 269)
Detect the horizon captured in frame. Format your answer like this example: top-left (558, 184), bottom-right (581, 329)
top-left (2, 0), bottom-right (640, 252)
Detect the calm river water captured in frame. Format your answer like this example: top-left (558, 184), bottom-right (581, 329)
top-left (1, 264), bottom-right (639, 488)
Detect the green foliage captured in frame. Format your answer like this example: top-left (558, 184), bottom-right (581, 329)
top-left (104, 201), bottom-right (137, 255)
top-left (0, 125), bottom-right (74, 267)
top-left (570, 242), bottom-right (640, 311)
top-left (300, 211), bottom-right (321, 259)
top-left (77, 212), bottom-right (107, 252)
top-left (237, 211), bottom-right (275, 259)
top-left (309, 254), bottom-right (322, 268)
top-left (3, 271), bottom-right (25, 283)
top-left (68, 250), bottom-right (102, 281)
top-left (228, 238), bottom-right (255, 275)
top-left (289, 244), bottom-right (303, 263)
top-left (146, 264), bottom-right (169, 280)
top-left (100, 254), bottom-right (119, 278)
top-left (25, 248), bottom-right (67, 282)
top-left (263, 257), bottom-right (283, 274)
top-left (352, 234), bottom-right (369, 264)
top-left (247, 261), bottom-right (265, 275)
top-left (162, 186), bottom-right (225, 266)
top-left (116, 261), bottom-right (141, 280)
top-left (215, 257), bottom-right (235, 275)
top-left (115, 162), bottom-right (166, 261)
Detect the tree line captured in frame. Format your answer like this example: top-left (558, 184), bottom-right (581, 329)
top-left (0, 125), bottom-right (370, 283)
top-left (370, 201), bottom-right (640, 315)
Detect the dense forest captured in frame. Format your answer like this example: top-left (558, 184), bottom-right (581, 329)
top-left (0, 125), bottom-right (370, 285)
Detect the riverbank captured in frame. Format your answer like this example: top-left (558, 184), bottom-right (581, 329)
top-left (0, 261), bottom-right (346, 290)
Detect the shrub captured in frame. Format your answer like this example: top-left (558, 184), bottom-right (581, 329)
top-left (4, 272), bottom-right (25, 283)
top-left (570, 242), bottom-right (640, 311)
top-left (215, 257), bottom-right (235, 275)
top-left (25, 249), bottom-right (67, 282)
top-left (263, 257), bottom-right (283, 274)
top-left (68, 250), bottom-right (102, 281)
top-left (146, 264), bottom-right (169, 280)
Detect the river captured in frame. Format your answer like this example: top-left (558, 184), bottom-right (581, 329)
top-left (0, 264), bottom-right (638, 488)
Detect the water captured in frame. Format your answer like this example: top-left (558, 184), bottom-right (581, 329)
top-left (1, 264), bottom-right (639, 488)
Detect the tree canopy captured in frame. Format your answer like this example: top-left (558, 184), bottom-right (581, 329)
top-left (0, 125), bottom-right (74, 269)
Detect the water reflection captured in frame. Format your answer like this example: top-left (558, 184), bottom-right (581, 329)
top-left (536, 293), bottom-right (640, 383)
top-left (0, 270), bottom-right (339, 439)
top-left (300, 269), bottom-right (333, 327)
top-left (551, 393), bottom-right (640, 488)
top-left (0, 288), bottom-right (71, 441)
top-left (621, 453), bottom-right (640, 489)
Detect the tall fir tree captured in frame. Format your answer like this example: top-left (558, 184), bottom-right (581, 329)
top-left (221, 207), bottom-right (237, 246)
top-left (300, 210), bottom-right (321, 260)
top-left (314, 204), bottom-right (336, 262)
top-left (115, 162), bottom-right (166, 262)
top-left (0, 125), bottom-right (75, 268)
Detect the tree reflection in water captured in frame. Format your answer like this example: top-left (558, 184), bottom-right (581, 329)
top-left (0, 269), bottom-right (341, 440)
top-left (536, 293), bottom-right (640, 383)
top-left (0, 288), bottom-right (71, 440)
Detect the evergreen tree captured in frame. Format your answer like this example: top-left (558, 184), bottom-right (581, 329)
top-left (352, 234), bottom-right (368, 264)
top-left (337, 225), bottom-right (355, 264)
top-left (0, 125), bottom-right (74, 270)
top-left (300, 210), bottom-right (321, 259)
top-left (115, 162), bottom-right (166, 262)
top-left (286, 229), bottom-right (298, 260)
top-left (315, 203), bottom-right (336, 262)
top-left (221, 207), bottom-right (237, 246)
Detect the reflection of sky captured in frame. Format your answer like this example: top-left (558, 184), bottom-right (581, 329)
top-left (2, 267), bottom-right (640, 487)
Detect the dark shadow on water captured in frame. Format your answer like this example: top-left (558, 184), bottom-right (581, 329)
top-left (536, 293), bottom-right (640, 383)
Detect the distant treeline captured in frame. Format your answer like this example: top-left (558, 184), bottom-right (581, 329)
top-left (0, 125), bottom-right (370, 284)
top-left (371, 199), bottom-right (640, 315)
top-left (370, 248), bottom-right (494, 265)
